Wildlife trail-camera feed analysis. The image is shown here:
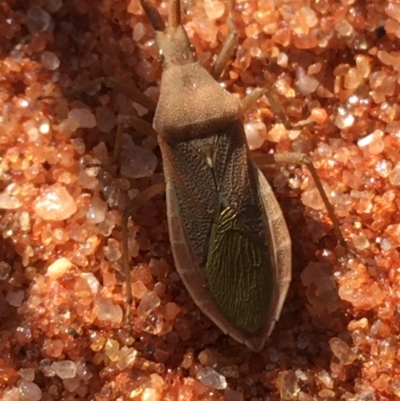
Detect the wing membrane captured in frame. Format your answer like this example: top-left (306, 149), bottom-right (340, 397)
top-left (205, 206), bottom-right (272, 333)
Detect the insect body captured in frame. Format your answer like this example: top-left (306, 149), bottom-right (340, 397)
top-left (140, 0), bottom-right (291, 352)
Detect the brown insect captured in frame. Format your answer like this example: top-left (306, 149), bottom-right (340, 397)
top-left (55, 0), bottom-right (358, 352)
top-left (129, 0), bottom-right (354, 352)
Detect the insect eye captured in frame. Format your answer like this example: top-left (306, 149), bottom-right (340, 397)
top-left (158, 52), bottom-right (165, 65)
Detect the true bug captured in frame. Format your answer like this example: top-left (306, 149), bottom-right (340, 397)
top-left (57, 0), bottom-right (356, 352)
top-left (130, 0), bottom-right (363, 353)
top-left (127, 0), bottom-right (292, 353)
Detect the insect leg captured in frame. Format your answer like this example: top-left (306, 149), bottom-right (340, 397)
top-left (253, 152), bottom-right (365, 263)
top-left (104, 116), bottom-right (162, 332)
top-left (210, 0), bottom-right (239, 79)
top-left (113, 115), bottom-right (156, 164)
top-left (40, 76), bottom-right (156, 112)
top-left (122, 182), bottom-right (166, 328)
top-left (241, 87), bottom-right (311, 130)
top-left (97, 76), bottom-right (156, 112)
top-left (168, 0), bottom-right (181, 28)
top-left (111, 116), bottom-right (162, 330)
top-left (72, 77), bottom-right (156, 163)
top-left (141, 0), bottom-right (166, 31)
top-left (40, 75), bottom-right (157, 164)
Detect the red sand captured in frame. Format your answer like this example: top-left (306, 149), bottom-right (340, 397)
top-left (0, 0), bottom-right (398, 400)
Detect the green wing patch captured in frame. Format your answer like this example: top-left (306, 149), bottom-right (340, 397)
top-left (204, 206), bottom-right (272, 333)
